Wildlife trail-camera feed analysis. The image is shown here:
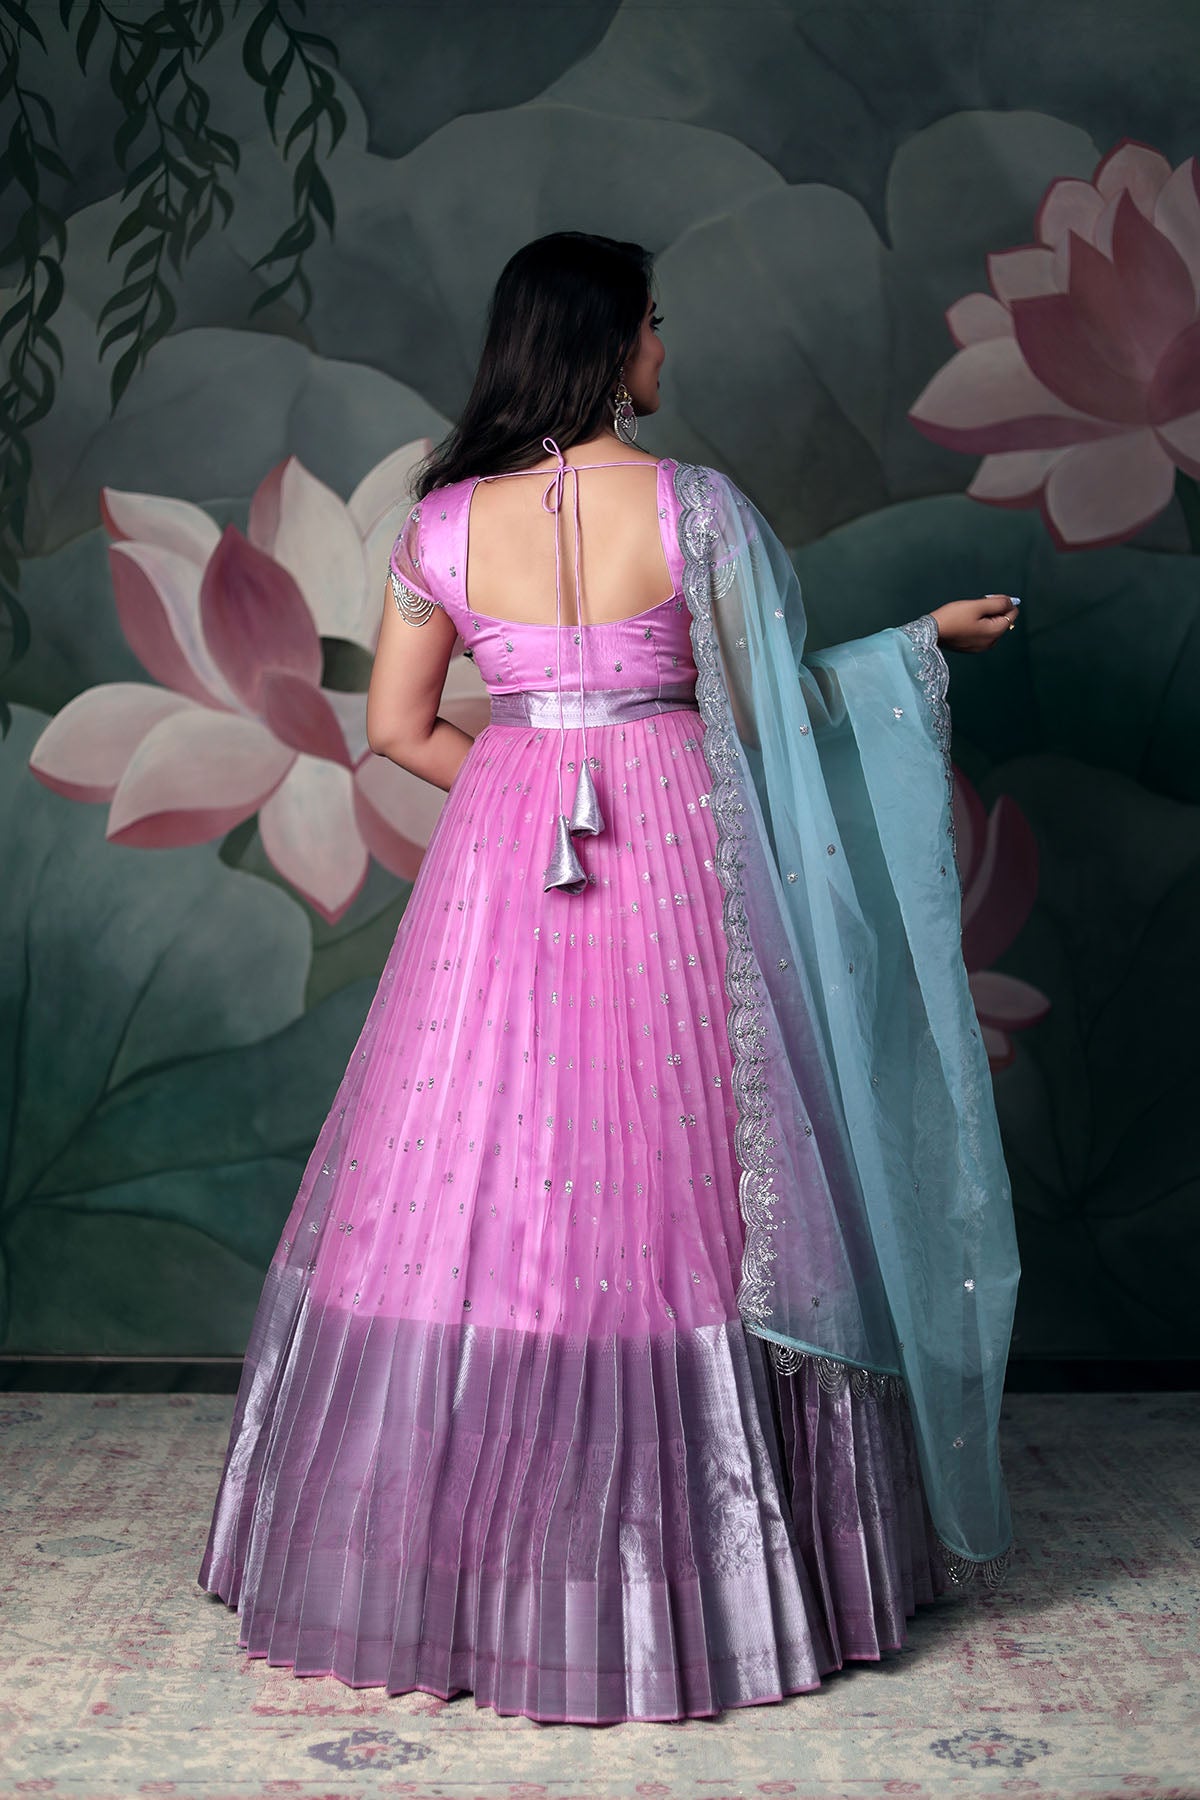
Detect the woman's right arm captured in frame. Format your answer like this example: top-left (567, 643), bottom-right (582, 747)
top-left (366, 585), bottom-right (475, 792)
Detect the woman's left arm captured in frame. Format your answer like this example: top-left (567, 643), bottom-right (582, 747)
top-left (928, 594), bottom-right (1021, 651)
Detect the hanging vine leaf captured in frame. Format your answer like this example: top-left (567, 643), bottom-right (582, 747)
top-left (240, 0), bottom-right (345, 317)
top-left (0, 0), bottom-right (48, 50)
top-left (92, 0), bottom-right (240, 409)
top-left (1, 1), bottom-right (348, 731)
top-left (0, 9), bottom-right (70, 732)
top-left (69, 0), bottom-right (103, 71)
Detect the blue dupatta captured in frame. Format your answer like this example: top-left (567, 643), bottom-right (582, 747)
top-left (674, 462), bottom-right (1019, 1582)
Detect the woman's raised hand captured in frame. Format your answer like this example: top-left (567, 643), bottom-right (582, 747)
top-left (930, 594), bottom-right (1020, 653)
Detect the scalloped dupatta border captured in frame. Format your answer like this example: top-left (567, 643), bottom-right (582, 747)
top-left (673, 460), bottom-right (1011, 1592)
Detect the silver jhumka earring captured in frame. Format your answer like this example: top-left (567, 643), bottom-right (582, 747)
top-left (613, 379), bottom-right (638, 444)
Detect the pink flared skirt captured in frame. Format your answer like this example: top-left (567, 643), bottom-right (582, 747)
top-left (199, 710), bottom-right (951, 1722)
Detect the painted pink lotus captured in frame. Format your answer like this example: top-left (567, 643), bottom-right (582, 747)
top-left (30, 446), bottom-right (490, 922)
top-left (953, 769), bottom-right (1050, 1069)
top-left (910, 141), bottom-right (1200, 549)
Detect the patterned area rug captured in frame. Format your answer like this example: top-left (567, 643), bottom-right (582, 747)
top-left (0, 1392), bottom-right (1196, 1800)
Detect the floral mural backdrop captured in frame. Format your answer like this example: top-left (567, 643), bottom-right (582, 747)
top-left (1, 0), bottom-right (1197, 1360)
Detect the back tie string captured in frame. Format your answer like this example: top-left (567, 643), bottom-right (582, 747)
top-left (480, 435), bottom-right (650, 895)
top-left (539, 437), bottom-right (604, 894)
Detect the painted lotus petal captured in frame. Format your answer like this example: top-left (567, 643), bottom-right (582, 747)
top-left (923, 146), bottom-right (1200, 545)
top-left (199, 525), bottom-right (322, 712)
top-left (358, 518), bottom-right (423, 650)
top-left (979, 1023), bottom-right (1014, 1068)
top-left (969, 969), bottom-right (1052, 1028)
top-left (1094, 140), bottom-right (1173, 214)
top-left (1042, 429), bottom-right (1177, 549)
top-left (960, 795), bottom-right (1040, 973)
top-left (245, 458), bottom-right (286, 549)
top-left (1089, 174), bottom-right (1184, 264)
top-left (29, 684), bottom-right (197, 803)
top-left (1037, 177), bottom-right (1106, 251)
top-left (101, 487), bottom-right (221, 566)
top-left (1155, 408), bottom-right (1200, 480)
top-left (439, 652), bottom-right (492, 737)
top-left (324, 688), bottom-right (370, 765)
top-left (0, 705), bottom-right (373, 1353)
top-left (248, 457), bottom-right (370, 647)
top-left (1064, 231), bottom-right (1152, 381)
top-left (442, 695), bottom-right (493, 739)
top-left (109, 542), bottom-right (239, 710)
top-left (348, 439), bottom-right (432, 534)
top-left (107, 708), bottom-right (294, 848)
top-left (258, 669), bottom-right (354, 768)
top-left (1148, 318), bottom-right (1200, 428)
top-left (987, 247), bottom-right (1061, 306)
top-left (947, 292), bottom-right (1012, 348)
top-left (1153, 157), bottom-right (1200, 298)
top-left (258, 755), bottom-right (370, 923)
top-left (1012, 290), bottom-right (1149, 424)
top-left (1088, 188), bottom-right (1129, 261)
top-left (909, 336), bottom-right (1117, 454)
top-left (352, 753), bottom-right (448, 882)
top-left (1108, 193), bottom-right (1197, 369)
top-left (351, 443), bottom-right (436, 646)
top-left (968, 447), bottom-right (1065, 504)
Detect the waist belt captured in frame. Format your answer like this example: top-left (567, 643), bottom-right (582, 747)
top-left (489, 682), bottom-right (698, 729)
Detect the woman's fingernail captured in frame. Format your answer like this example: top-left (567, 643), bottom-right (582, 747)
top-left (1011, 595), bottom-right (1022, 605)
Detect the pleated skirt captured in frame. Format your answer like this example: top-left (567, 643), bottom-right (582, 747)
top-left (199, 710), bottom-right (950, 1721)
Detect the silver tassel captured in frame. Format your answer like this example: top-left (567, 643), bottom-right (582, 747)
top-left (544, 812), bottom-right (588, 894)
top-left (568, 761), bottom-right (605, 837)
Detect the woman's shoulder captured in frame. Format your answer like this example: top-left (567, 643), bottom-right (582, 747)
top-left (414, 456), bottom-right (746, 509)
top-left (414, 472), bottom-right (474, 511)
top-left (666, 459), bottom-right (753, 515)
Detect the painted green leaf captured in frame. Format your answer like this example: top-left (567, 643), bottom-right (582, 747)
top-left (794, 493), bottom-right (1200, 803)
top-left (793, 495), bottom-right (1200, 1355)
top-left (982, 756), bottom-right (1200, 1358)
top-left (0, 706), bottom-right (373, 1353)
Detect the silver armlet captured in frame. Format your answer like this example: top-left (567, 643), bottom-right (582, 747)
top-left (390, 571), bottom-right (437, 626)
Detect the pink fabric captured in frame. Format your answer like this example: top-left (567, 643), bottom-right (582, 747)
top-left (199, 454), bottom-right (951, 1721)
top-left (306, 700), bottom-right (732, 1333)
top-left (315, 455), bottom-right (710, 1331)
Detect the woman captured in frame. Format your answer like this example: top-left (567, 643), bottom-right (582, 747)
top-left (200, 232), bottom-right (1021, 1724)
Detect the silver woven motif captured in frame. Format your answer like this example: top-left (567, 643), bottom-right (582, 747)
top-left (899, 613), bottom-right (957, 859)
top-left (673, 460), bottom-right (779, 1328)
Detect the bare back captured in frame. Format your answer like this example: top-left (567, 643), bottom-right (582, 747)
top-left (462, 448), bottom-right (673, 630)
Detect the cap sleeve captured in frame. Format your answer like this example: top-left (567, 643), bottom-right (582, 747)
top-left (388, 505), bottom-right (442, 626)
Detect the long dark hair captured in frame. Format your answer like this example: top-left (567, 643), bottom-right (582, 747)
top-left (414, 232), bottom-right (653, 499)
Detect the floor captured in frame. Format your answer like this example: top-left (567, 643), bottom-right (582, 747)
top-left (1, 1391), bottom-right (1197, 1800)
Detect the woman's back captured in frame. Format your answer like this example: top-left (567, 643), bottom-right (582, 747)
top-left (460, 445), bottom-right (673, 630)
top-left (408, 449), bottom-right (696, 713)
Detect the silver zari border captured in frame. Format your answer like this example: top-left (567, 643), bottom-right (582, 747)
top-left (899, 613), bottom-right (957, 860)
top-left (674, 461), bottom-right (779, 1334)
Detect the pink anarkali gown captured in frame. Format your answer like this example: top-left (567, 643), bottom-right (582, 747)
top-left (199, 452), bottom-right (949, 1723)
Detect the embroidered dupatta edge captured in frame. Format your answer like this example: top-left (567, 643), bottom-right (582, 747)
top-left (674, 459), bottom-right (1015, 1591)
